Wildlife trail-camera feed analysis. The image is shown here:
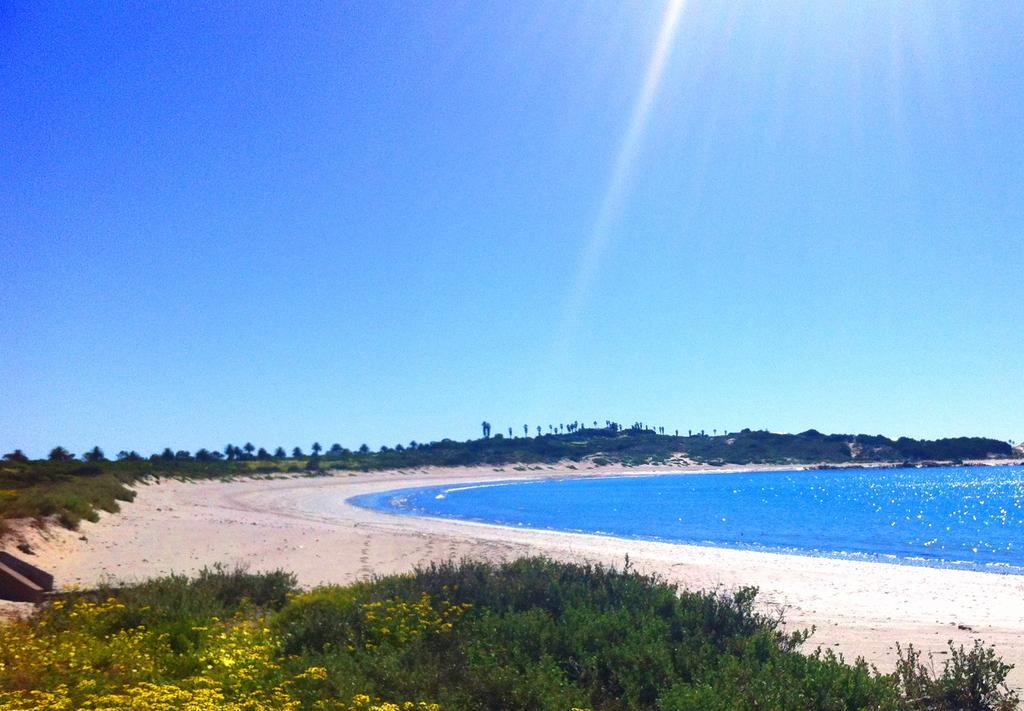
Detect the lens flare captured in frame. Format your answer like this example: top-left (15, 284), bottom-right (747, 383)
top-left (561, 0), bottom-right (687, 339)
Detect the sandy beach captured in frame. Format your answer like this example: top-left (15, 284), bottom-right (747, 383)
top-left (5, 462), bottom-right (1024, 687)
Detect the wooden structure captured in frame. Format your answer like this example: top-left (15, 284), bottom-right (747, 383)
top-left (0, 551), bottom-right (54, 602)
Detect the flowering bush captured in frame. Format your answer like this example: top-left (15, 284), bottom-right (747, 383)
top-left (0, 560), bottom-right (1017, 710)
top-left (0, 594), bottom-right (439, 711)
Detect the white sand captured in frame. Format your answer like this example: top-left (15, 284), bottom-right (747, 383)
top-left (6, 463), bottom-right (1024, 686)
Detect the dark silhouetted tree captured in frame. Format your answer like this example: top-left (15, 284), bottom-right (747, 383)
top-left (329, 443), bottom-right (343, 455)
top-left (160, 448), bottom-right (175, 460)
top-left (292, 447), bottom-right (304, 458)
top-left (225, 444), bottom-right (236, 461)
top-left (195, 449), bottom-right (212, 461)
top-left (175, 450), bottom-right (191, 460)
top-left (48, 446), bottom-right (74, 462)
top-left (243, 442), bottom-right (255, 457)
top-left (523, 425), bottom-right (528, 437)
top-left (312, 442), bottom-right (322, 455)
top-left (274, 446), bottom-right (287, 458)
top-left (83, 446), bottom-right (106, 462)
top-left (3, 450), bottom-right (28, 463)
top-left (257, 447), bottom-right (270, 459)
top-left (359, 444), bottom-right (369, 453)
top-left (481, 421), bottom-right (491, 438)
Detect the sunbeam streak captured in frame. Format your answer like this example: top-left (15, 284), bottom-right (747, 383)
top-left (561, 0), bottom-right (687, 339)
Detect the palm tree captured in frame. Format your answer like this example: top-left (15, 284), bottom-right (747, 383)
top-left (481, 421), bottom-right (491, 438)
top-left (274, 446), bottom-right (286, 458)
top-left (312, 442), bottom-right (322, 455)
top-left (224, 444), bottom-right (235, 461)
top-left (292, 446), bottom-right (304, 458)
top-left (243, 442), bottom-right (255, 456)
top-left (536, 426), bottom-right (541, 437)
top-left (523, 425), bottom-right (528, 437)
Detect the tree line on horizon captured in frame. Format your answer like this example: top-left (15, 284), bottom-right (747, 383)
top-left (481, 419), bottom-right (725, 440)
top-left (3, 419), bottom-right (700, 464)
top-left (2, 423), bottom-right (1018, 467)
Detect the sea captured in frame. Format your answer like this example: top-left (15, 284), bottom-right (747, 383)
top-left (350, 465), bottom-right (1024, 574)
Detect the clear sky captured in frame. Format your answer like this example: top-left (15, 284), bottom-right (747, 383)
top-left (2, 2), bottom-right (1022, 458)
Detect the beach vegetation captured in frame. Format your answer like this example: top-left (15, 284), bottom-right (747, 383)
top-left (0, 558), bottom-right (1017, 710)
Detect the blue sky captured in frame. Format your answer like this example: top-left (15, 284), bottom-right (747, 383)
top-left (2, 1), bottom-right (1021, 457)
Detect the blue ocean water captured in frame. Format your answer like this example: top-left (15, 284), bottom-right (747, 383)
top-left (350, 466), bottom-right (1024, 574)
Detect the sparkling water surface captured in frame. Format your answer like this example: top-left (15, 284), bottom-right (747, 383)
top-left (350, 466), bottom-right (1024, 574)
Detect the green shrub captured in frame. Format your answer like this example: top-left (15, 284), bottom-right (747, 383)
top-left (2, 558), bottom-right (1017, 710)
top-left (274, 584), bottom-right (369, 654)
top-left (894, 640), bottom-right (1019, 710)
top-left (268, 558), bottom-right (936, 710)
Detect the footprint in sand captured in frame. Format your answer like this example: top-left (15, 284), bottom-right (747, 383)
top-left (357, 536), bottom-right (373, 577)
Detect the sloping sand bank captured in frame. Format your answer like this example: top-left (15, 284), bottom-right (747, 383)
top-left (7, 464), bottom-right (1024, 686)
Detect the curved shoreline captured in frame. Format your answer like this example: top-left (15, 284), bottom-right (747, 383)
top-left (5, 462), bottom-right (1024, 686)
top-left (348, 468), bottom-right (1024, 577)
